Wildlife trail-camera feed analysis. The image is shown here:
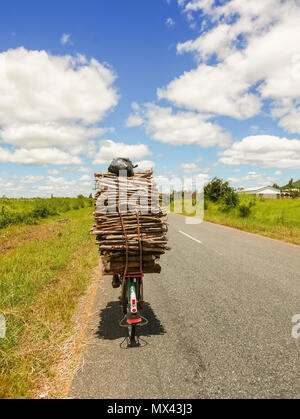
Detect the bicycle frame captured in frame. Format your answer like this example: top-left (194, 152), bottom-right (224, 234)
top-left (128, 278), bottom-right (138, 315)
top-left (119, 274), bottom-right (148, 344)
top-left (120, 275), bottom-right (142, 338)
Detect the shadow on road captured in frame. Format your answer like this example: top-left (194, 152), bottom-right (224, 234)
top-left (96, 301), bottom-right (166, 340)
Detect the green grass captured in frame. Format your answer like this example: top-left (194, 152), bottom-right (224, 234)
top-left (0, 196), bottom-right (93, 229)
top-left (0, 206), bottom-right (99, 399)
top-left (170, 195), bottom-right (300, 246)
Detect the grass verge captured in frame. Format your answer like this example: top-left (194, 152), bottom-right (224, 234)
top-left (0, 207), bottom-right (99, 399)
top-left (170, 196), bottom-right (300, 246)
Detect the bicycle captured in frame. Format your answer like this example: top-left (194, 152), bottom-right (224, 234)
top-left (119, 273), bottom-right (147, 344)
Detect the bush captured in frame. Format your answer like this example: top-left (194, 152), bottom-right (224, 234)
top-left (0, 197), bottom-right (92, 229)
top-left (222, 189), bottom-right (240, 208)
top-left (239, 204), bottom-right (251, 218)
top-left (290, 190), bottom-right (299, 199)
top-left (31, 202), bottom-right (56, 219)
top-left (204, 177), bottom-right (236, 203)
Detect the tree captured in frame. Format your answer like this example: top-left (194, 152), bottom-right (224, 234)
top-left (223, 189), bottom-right (240, 208)
top-left (204, 177), bottom-right (233, 202)
top-left (288, 178), bottom-right (294, 188)
top-left (272, 183), bottom-right (280, 190)
top-left (290, 190), bottom-right (299, 199)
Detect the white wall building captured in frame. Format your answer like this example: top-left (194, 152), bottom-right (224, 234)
top-left (238, 186), bottom-right (281, 199)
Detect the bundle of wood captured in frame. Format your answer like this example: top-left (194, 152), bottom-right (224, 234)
top-left (92, 169), bottom-right (169, 275)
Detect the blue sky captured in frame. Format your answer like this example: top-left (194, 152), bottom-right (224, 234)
top-left (0, 0), bottom-right (300, 197)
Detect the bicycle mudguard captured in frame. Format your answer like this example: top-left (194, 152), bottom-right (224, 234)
top-left (126, 312), bottom-right (142, 324)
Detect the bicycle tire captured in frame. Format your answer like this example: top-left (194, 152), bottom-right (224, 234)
top-left (128, 324), bottom-right (136, 341)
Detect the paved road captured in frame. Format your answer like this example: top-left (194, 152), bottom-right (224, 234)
top-left (70, 214), bottom-right (300, 399)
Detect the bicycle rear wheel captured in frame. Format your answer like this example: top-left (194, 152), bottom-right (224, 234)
top-left (128, 324), bottom-right (136, 341)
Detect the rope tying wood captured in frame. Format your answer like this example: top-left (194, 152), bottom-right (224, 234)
top-left (136, 210), bottom-right (143, 274)
top-left (117, 203), bottom-right (129, 276)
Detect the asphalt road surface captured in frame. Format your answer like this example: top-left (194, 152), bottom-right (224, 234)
top-left (70, 213), bottom-right (300, 399)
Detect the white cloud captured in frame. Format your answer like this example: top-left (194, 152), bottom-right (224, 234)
top-left (219, 135), bottom-right (300, 169)
top-left (154, 172), bottom-right (210, 192)
top-left (161, 0), bottom-right (300, 131)
top-left (92, 140), bottom-right (152, 165)
top-left (178, 163), bottom-right (201, 173)
top-left (145, 105), bottom-right (231, 147)
top-left (0, 48), bottom-right (118, 125)
top-left (21, 175), bottom-right (44, 184)
top-left (166, 17), bottom-right (175, 27)
top-left (78, 166), bottom-right (91, 173)
top-left (79, 174), bottom-right (91, 182)
top-left (125, 114), bottom-right (144, 127)
top-left (158, 62), bottom-right (261, 119)
top-left (0, 146), bottom-right (82, 166)
top-left (48, 169), bottom-right (60, 175)
top-left (60, 165), bottom-right (91, 173)
top-left (36, 175), bottom-right (93, 197)
top-left (181, 0), bottom-right (215, 13)
top-left (0, 123), bottom-right (104, 149)
top-left (228, 171), bottom-right (279, 187)
top-left (0, 48), bottom-right (118, 164)
top-left (135, 160), bottom-right (155, 171)
top-left (275, 170), bottom-right (282, 176)
top-left (278, 111), bottom-right (300, 135)
top-left (61, 33), bottom-right (71, 45)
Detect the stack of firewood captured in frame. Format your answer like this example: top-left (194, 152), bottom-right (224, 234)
top-left (92, 169), bottom-right (169, 275)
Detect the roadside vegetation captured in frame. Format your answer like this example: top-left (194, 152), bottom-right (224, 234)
top-left (0, 206), bottom-right (99, 399)
top-left (167, 178), bottom-right (300, 246)
top-left (0, 196), bottom-right (93, 229)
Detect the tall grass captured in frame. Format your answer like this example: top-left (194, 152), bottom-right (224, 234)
top-left (0, 206), bottom-right (98, 398)
top-left (0, 197), bottom-right (93, 229)
top-left (170, 195), bottom-right (300, 246)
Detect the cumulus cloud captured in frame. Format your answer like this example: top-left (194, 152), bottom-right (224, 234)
top-left (135, 160), bottom-right (155, 171)
top-left (0, 47), bottom-right (118, 164)
top-left (92, 140), bottom-right (151, 165)
top-left (228, 171), bottom-right (279, 187)
top-left (158, 66), bottom-right (261, 119)
top-left (21, 175), bottom-right (44, 184)
top-left (125, 114), bottom-right (144, 127)
top-left (36, 175), bottom-right (93, 197)
top-left (126, 104), bottom-right (231, 147)
top-left (0, 172), bottom-right (95, 198)
top-left (0, 48), bottom-right (118, 126)
top-left (163, 0), bottom-right (300, 131)
top-left (180, 0), bottom-right (215, 13)
top-left (178, 163), bottom-right (201, 173)
top-left (219, 135), bottom-right (300, 169)
top-left (154, 172), bottom-right (210, 192)
top-left (0, 123), bottom-right (104, 149)
top-left (60, 165), bottom-right (91, 173)
top-left (145, 105), bottom-right (231, 147)
top-left (0, 146), bottom-right (82, 166)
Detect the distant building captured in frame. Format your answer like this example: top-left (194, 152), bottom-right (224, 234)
top-left (281, 189), bottom-right (300, 198)
top-left (237, 186), bottom-right (281, 199)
